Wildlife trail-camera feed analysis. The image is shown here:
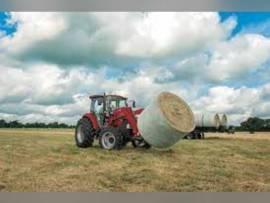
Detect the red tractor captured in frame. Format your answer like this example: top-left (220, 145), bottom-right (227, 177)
top-left (75, 94), bottom-right (151, 150)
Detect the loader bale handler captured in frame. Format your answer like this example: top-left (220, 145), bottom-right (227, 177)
top-left (75, 93), bottom-right (150, 150)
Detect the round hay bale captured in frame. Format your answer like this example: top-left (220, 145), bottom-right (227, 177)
top-left (220, 114), bottom-right (228, 127)
top-left (138, 92), bottom-right (195, 149)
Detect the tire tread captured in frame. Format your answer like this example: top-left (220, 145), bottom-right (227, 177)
top-left (75, 118), bottom-right (95, 148)
top-left (99, 127), bottom-right (123, 150)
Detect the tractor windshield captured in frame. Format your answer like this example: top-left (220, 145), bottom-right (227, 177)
top-left (90, 95), bottom-right (127, 113)
top-left (107, 96), bottom-right (127, 112)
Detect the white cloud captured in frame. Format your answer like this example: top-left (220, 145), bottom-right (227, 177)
top-left (0, 63), bottom-right (192, 124)
top-left (154, 54), bottom-right (209, 83)
top-left (2, 12), bottom-right (66, 53)
top-left (207, 34), bottom-right (270, 81)
top-left (116, 12), bottom-right (231, 59)
top-left (0, 12), bottom-right (234, 67)
top-left (192, 84), bottom-right (270, 125)
top-left (0, 63), bottom-right (101, 105)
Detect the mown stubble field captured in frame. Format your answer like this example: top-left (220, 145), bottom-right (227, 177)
top-left (0, 129), bottom-right (269, 192)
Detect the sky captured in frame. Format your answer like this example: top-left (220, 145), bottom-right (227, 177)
top-left (0, 12), bottom-right (270, 125)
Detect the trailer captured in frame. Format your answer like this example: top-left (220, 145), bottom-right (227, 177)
top-left (184, 112), bottom-right (220, 139)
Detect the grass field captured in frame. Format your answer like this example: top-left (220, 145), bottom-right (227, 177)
top-left (0, 129), bottom-right (269, 192)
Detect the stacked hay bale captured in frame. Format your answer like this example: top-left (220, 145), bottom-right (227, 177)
top-left (194, 112), bottom-right (220, 129)
top-left (220, 114), bottom-right (228, 127)
top-left (138, 92), bottom-right (195, 149)
top-left (219, 114), bottom-right (228, 131)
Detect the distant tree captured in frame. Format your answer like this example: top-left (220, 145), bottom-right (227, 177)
top-left (240, 117), bottom-right (267, 133)
top-left (9, 120), bottom-right (23, 128)
top-left (265, 119), bottom-right (270, 130)
top-left (0, 119), bottom-right (7, 128)
top-left (0, 119), bottom-right (74, 128)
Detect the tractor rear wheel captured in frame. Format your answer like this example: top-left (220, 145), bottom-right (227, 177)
top-left (99, 128), bottom-right (123, 150)
top-left (75, 118), bottom-right (95, 148)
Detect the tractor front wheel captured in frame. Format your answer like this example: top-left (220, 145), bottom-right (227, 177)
top-left (132, 139), bottom-right (151, 149)
top-left (99, 128), bottom-right (123, 150)
top-left (75, 118), bottom-right (95, 148)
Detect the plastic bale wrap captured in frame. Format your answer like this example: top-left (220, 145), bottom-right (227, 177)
top-left (220, 114), bottom-right (228, 127)
top-left (138, 92), bottom-right (195, 149)
top-left (195, 112), bottom-right (220, 129)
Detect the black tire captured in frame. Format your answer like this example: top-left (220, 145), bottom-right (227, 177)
top-left (193, 133), bottom-right (198, 139)
top-left (197, 133), bottom-right (202, 139)
top-left (201, 132), bottom-right (205, 139)
top-left (132, 139), bottom-right (151, 149)
top-left (75, 118), bottom-right (95, 148)
top-left (99, 127), bottom-right (123, 150)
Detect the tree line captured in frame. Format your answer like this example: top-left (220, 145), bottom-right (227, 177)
top-left (0, 117), bottom-right (270, 131)
top-left (237, 117), bottom-right (270, 133)
top-left (0, 119), bottom-right (75, 128)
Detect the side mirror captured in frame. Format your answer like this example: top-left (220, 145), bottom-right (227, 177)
top-left (128, 100), bottom-right (136, 108)
top-left (132, 101), bottom-right (136, 108)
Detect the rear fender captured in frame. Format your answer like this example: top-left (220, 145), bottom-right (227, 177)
top-left (83, 112), bottom-right (100, 130)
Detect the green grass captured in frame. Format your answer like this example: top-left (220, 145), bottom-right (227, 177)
top-left (0, 129), bottom-right (269, 191)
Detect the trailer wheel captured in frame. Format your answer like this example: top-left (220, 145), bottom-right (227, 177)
top-left (201, 132), bottom-right (205, 139)
top-left (197, 133), bottom-right (202, 139)
top-left (75, 118), bottom-right (95, 148)
top-left (99, 128), bottom-right (123, 150)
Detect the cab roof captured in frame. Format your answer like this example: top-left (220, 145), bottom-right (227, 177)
top-left (89, 94), bottom-right (127, 100)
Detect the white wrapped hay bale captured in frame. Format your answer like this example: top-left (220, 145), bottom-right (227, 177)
top-left (220, 114), bottom-right (228, 127)
top-left (194, 113), bottom-right (203, 127)
top-left (194, 112), bottom-right (220, 129)
top-left (138, 92), bottom-right (195, 149)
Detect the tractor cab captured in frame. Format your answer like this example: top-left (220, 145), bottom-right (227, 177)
top-left (89, 94), bottom-right (128, 126)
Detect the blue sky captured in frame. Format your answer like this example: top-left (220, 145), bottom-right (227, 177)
top-left (0, 12), bottom-right (270, 125)
top-left (0, 12), bottom-right (17, 35)
top-left (220, 12), bottom-right (270, 36)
